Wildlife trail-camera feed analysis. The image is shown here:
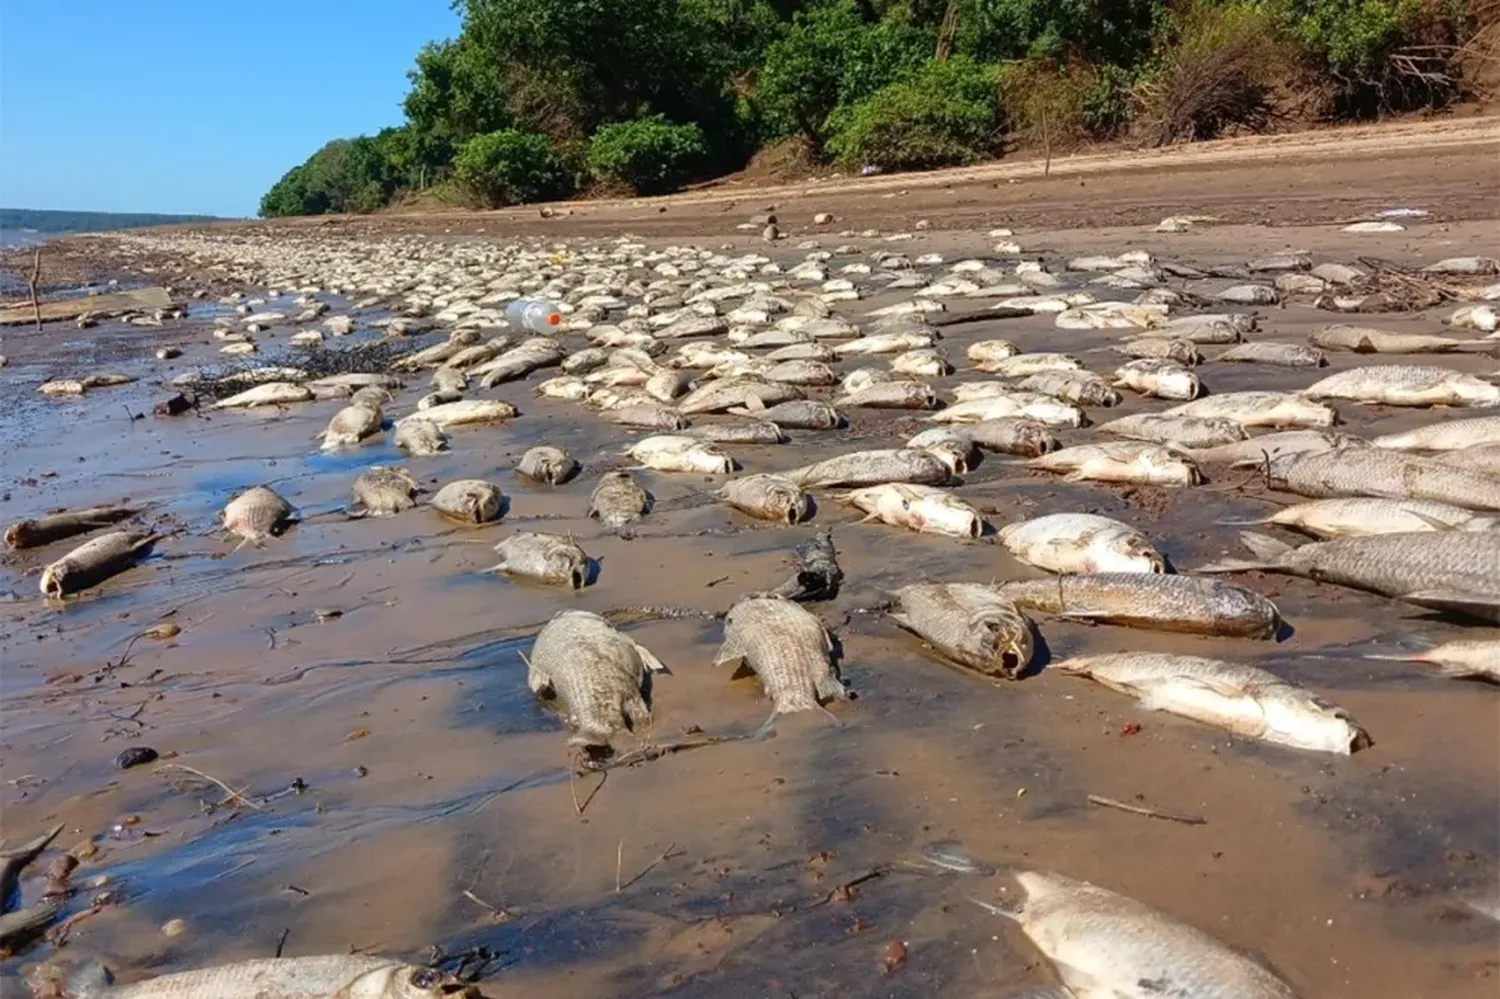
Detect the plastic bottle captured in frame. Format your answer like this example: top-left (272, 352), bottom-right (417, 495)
top-left (506, 298), bottom-right (562, 333)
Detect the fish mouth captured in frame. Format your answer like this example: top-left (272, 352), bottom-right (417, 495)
top-left (570, 567), bottom-right (586, 590)
top-left (41, 569), bottom-right (65, 599)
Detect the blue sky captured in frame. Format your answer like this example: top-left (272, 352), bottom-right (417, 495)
top-left (1, 1), bottom-right (462, 217)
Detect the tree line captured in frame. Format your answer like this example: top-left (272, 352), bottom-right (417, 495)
top-left (260, 0), bottom-right (1482, 217)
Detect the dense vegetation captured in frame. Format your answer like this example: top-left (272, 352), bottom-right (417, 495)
top-left (260, 0), bottom-right (1485, 216)
top-left (1, 208), bottom-right (228, 233)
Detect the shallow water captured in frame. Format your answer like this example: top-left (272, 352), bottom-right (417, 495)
top-left (1, 221), bottom-right (1496, 996)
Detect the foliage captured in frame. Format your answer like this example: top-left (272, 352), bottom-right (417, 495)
top-left (260, 136), bottom-right (401, 217)
top-left (825, 56), bottom-right (1003, 171)
top-left (1000, 60), bottom-right (1136, 146)
top-left (588, 116), bottom-right (709, 194)
top-left (452, 130), bottom-right (571, 206)
top-left (965, 0), bottom-right (1164, 66)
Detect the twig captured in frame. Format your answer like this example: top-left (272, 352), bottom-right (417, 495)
top-left (28, 247), bottom-right (41, 332)
top-left (156, 763), bottom-right (265, 811)
top-left (615, 841), bottom-right (624, 893)
top-left (618, 842), bottom-right (681, 893)
top-left (1088, 793), bottom-right (1205, 825)
top-left (461, 889), bottom-right (511, 922)
top-left (275, 926), bottom-right (291, 958)
top-left (583, 735), bottom-right (726, 772)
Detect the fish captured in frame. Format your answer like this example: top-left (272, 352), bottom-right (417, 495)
top-left (430, 366), bottom-right (468, 393)
top-left (890, 348), bottom-right (950, 378)
top-left (789, 448), bottom-right (952, 489)
top-left (1112, 358), bottom-right (1201, 400)
top-left (611, 402), bottom-right (689, 430)
top-left (527, 609), bottom-right (666, 749)
top-left (1364, 639), bottom-right (1500, 682)
top-left (1019, 371), bottom-right (1122, 407)
top-left (966, 418), bottom-right (1059, 456)
top-left (393, 329), bottom-right (484, 369)
top-left (1166, 391), bottom-right (1338, 428)
top-left (715, 595), bottom-right (847, 729)
top-left (687, 420), bottom-right (787, 444)
top-left (4, 505), bottom-right (138, 550)
top-left (765, 342), bottom-right (835, 362)
top-left (840, 367), bottom-right (896, 395)
top-left (888, 583), bottom-right (1034, 678)
top-left (1057, 653), bottom-right (1369, 754)
top-left (416, 390), bottom-right (463, 410)
top-left (838, 381), bottom-right (940, 409)
top-left (1200, 531), bottom-right (1500, 622)
top-left (586, 366), bottom-right (651, 389)
top-left (1030, 442), bottom-right (1202, 486)
top-left (833, 331), bottom-right (936, 356)
top-left (626, 435), bottom-right (734, 474)
top-left (678, 378), bottom-right (804, 415)
top-left (1001, 574), bottom-right (1281, 638)
top-left (1303, 365), bottom-right (1500, 407)
top-left (68, 955), bottom-right (481, 999)
top-left (983, 870), bottom-right (1299, 998)
top-left (430, 479), bottom-right (505, 524)
top-left (402, 399), bottom-right (518, 428)
top-left (771, 529), bottom-right (844, 602)
top-left (349, 466), bottom-right (419, 518)
top-left (517, 445), bottom-right (579, 484)
top-left (998, 514), bottom-right (1165, 574)
top-left (211, 382), bottom-right (313, 409)
top-left (1112, 337), bottom-right (1203, 365)
top-left (1216, 341), bottom-right (1328, 367)
top-left (562, 347), bottom-right (610, 373)
top-left (1184, 430), bottom-right (1364, 465)
top-left (1310, 325), bottom-right (1477, 354)
top-left (223, 486), bottom-right (296, 547)
top-left (1254, 448), bottom-right (1500, 510)
top-left (40, 530), bottom-right (159, 598)
top-left (536, 375), bottom-right (592, 400)
top-left (844, 483), bottom-right (984, 538)
top-left (474, 340), bottom-right (566, 387)
top-left (1098, 413), bottom-right (1246, 449)
top-left (1155, 312), bottom-right (1255, 342)
top-left (486, 532), bottom-right (590, 589)
top-left (1371, 415), bottom-right (1500, 451)
top-left (762, 359), bottom-right (837, 386)
top-left (967, 339), bottom-right (1019, 363)
top-left (317, 402), bottom-right (383, 450)
top-left (719, 474), bottom-right (812, 523)
top-left (930, 394), bottom-right (1086, 429)
top-left (589, 470), bottom-right (650, 527)
top-left (1224, 498), bottom-right (1498, 538)
top-left (393, 418), bottom-right (449, 455)
top-left (906, 428), bottom-right (975, 475)
top-left (645, 368), bottom-right (695, 401)
top-left (973, 352), bottom-right (1083, 377)
top-left (1433, 444), bottom-right (1500, 477)
top-left (349, 386), bottom-right (394, 410)
top-left (732, 399), bottom-right (845, 429)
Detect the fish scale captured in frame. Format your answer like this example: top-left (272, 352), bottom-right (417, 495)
top-left (1269, 448), bottom-right (1500, 510)
top-left (715, 596), bottom-right (847, 719)
top-left (789, 448), bottom-right (950, 489)
top-left (81, 954), bottom-right (477, 998)
top-left (527, 610), bottom-right (663, 748)
top-left (1001, 574), bottom-right (1280, 638)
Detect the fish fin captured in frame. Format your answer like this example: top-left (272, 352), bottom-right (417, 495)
top-left (751, 706), bottom-right (780, 741)
top-left (1351, 336), bottom-right (1377, 353)
top-left (630, 639), bottom-right (670, 674)
top-left (969, 897), bottom-right (1023, 920)
top-left (742, 394), bottom-right (766, 412)
top-left (1409, 511), bottom-right (1464, 531)
top-left (1061, 470), bottom-right (1089, 482)
top-left (815, 670), bottom-right (849, 703)
top-left (1196, 556), bottom-right (1272, 573)
top-left (1400, 589), bottom-right (1500, 622)
top-left (65, 960), bottom-right (114, 998)
top-left (346, 504), bottom-right (370, 520)
top-left (713, 632), bottom-right (747, 668)
top-left (1214, 515), bottom-right (1273, 527)
top-left (1200, 531), bottom-right (1293, 571)
top-left (477, 561), bottom-right (508, 575)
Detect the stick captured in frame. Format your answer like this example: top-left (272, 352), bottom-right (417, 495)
top-left (28, 248), bottom-right (41, 332)
top-left (275, 926), bottom-right (291, 958)
top-left (618, 842), bottom-right (680, 893)
top-left (615, 841), bottom-right (624, 893)
top-left (461, 889), bottom-right (511, 921)
top-left (156, 763), bottom-right (265, 811)
top-left (1088, 793), bottom-right (1205, 825)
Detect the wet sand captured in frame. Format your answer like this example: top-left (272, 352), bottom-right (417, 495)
top-left (1, 216), bottom-right (1497, 996)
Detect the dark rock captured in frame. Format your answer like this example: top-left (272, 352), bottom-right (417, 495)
top-left (115, 746), bottom-right (159, 770)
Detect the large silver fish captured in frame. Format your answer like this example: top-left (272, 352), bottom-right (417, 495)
top-left (1001, 574), bottom-right (1280, 638)
top-left (1372, 415), bottom-right (1500, 452)
top-left (714, 595), bottom-right (848, 731)
top-left (69, 955), bottom-right (479, 998)
top-left (789, 448), bottom-right (951, 489)
top-left (1256, 448), bottom-right (1500, 511)
top-left (527, 610), bottom-right (667, 749)
top-left (41, 531), bottom-right (159, 598)
top-left (888, 583), bottom-right (1034, 678)
top-left (1303, 365), bottom-right (1500, 407)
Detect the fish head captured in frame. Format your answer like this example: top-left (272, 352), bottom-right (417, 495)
top-left (920, 496), bottom-right (982, 538)
top-left (923, 442), bottom-right (970, 476)
top-left (40, 563), bottom-right (69, 599)
top-left (2, 522), bottom-right (24, 548)
top-left (547, 547), bottom-right (589, 589)
top-left (389, 964), bottom-right (482, 997)
top-left (970, 612), bottom-right (1032, 679)
top-left (1098, 539), bottom-right (1166, 574)
top-left (1263, 693), bottom-right (1372, 755)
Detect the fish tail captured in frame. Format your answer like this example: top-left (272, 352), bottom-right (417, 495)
top-left (1214, 515), bottom-right (1272, 527)
top-left (750, 707), bottom-right (780, 742)
top-left (65, 960), bottom-right (114, 998)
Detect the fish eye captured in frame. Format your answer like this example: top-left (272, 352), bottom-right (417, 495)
top-left (410, 968), bottom-right (442, 989)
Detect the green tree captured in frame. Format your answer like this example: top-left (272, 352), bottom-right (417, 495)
top-left (825, 55), bottom-right (1003, 170)
top-left (452, 129), bottom-right (571, 206)
top-left (588, 115), bottom-right (708, 194)
top-left (966, 0), bottom-right (1162, 66)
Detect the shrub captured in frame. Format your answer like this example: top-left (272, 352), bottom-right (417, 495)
top-left (452, 129), bottom-right (569, 206)
top-left (588, 116), bottom-right (708, 195)
top-left (999, 60), bottom-right (1135, 149)
top-left (825, 57), bottom-right (1003, 172)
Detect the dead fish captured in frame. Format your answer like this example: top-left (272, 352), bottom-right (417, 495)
top-left (1217, 342), bottom-right (1328, 367)
top-left (765, 341), bottom-right (835, 362)
top-left (678, 378), bottom-right (803, 415)
top-left (888, 583), bottom-right (1034, 678)
top-left (688, 420), bottom-right (787, 444)
top-left (841, 367), bottom-right (896, 394)
top-left (715, 595), bottom-right (847, 730)
top-left (982, 870), bottom-right (1298, 999)
top-left (562, 347), bottom-right (610, 374)
top-left (1201, 531), bottom-right (1500, 622)
top-left (919, 840), bottom-right (996, 876)
top-left (486, 532), bottom-right (590, 589)
top-left (349, 386), bottom-right (393, 410)
top-left (1311, 325), bottom-right (1477, 354)
top-left (930, 394), bottom-right (1086, 429)
top-left (1253, 448), bottom-right (1500, 511)
top-left (1223, 498), bottom-right (1498, 538)
top-left (431, 366), bottom-right (467, 393)
top-left (1113, 337), bottom-right (1202, 365)
top-left (517, 445), bottom-right (579, 484)
top-left (720, 474), bottom-right (812, 523)
top-left (536, 375), bottom-right (592, 400)
top-left (999, 513), bottom-right (1165, 574)
top-left (527, 609), bottom-right (666, 749)
top-left (890, 348), bottom-right (950, 378)
top-left (834, 331), bottom-right (936, 356)
top-left (627, 435), bottom-right (734, 474)
top-left (645, 368), bottom-right (695, 401)
top-left (1185, 429), bottom-right (1364, 465)
top-left (1019, 371), bottom-right (1122, 407)
top-left (38, 379), bottom-right (87, 396)
top-left (316, 402), bottom-right (383, 451)
top-left (906, 428), bottom-right (974, 475)
top-left (1372, 415), bottom-right (1500, 451)
top-left (211, 382), bottom-right (314, 409)
top-left (974, 352), bottom-right (1083, 377)
top-left (1112, 358), bottom-right (1201, 400)
top-left (404, 399), bottom-right (519, 428)
top-left (611, 402), bottom-right (689, 430)
top-left (733, 399), bottom-right (845, 429)
top-left (763, 359), bottom-right (837, 386)
top-left (838, 380), bottom-right (940, 409)
top-left (349, 466), bottom-right (418, 518)
top-left (772, 529), bottom-right (844, 602)
top-left (1304, 365), bottom-right (1499, 407)
top-left (586, 366), bottom-right (651, 389)
top-left (790, 448), bottom-right (951, 489)
top-left (40, 530), bottom-right (159, 598)
top-left (223, 486), bottom-right (295, 547)
top-left (417, 390), bottom-right (463, 410)
top-left (1364, 639), bottom-right (1500, 682)
top-left (1166, 391), bottom-right (1338, 428)
top-left (966, 418), bottom-right (1059, 456)
top-left (589, 470), bottom-right (650, 528)
top-left (393, 417), bottom-right (449, 456)
top-left (5, 505), bottom-right (138, 550)
top-left (1001, 574), bottom-right (1281, 638)
top-left (1031, 442), bottom-right (1201, 486)
top-left (431, 479), bottom-right (505, 524)
top-left (1060, 653), bottom-right (1368, 753)
top-left (1156, 313), bottom-right (1255, 343)
top-left (845, 483), bottom-right (984, 538)
top-left (1432, 444), bottom-right (1500, 477)
top-left (69, 955), bottom-right (481, 999)
top-left (1099, 413), bottom-right (1246, 449)
top-left (967, 339), bottom-right (1019, 364)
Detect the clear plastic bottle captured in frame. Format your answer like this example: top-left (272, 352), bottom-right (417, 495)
top-left (506, 298), bottom-right (562, 333)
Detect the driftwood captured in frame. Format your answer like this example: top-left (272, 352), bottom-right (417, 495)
top-left (0, 286), bottom-right (174, 326)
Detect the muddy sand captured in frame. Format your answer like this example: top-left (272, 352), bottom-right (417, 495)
top-left (1, 201), bottom-right (1497, 996)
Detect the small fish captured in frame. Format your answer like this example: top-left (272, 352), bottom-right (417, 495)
top-left (1002, 574), bottom-right (1281, 638)
top-left (611, 402), bottom-right (689, 430)
top-left (1113, 337), bottom-right (1202, 365)
top-left (527, 609), bottom-right (666, 749)
top-left (1216, 341), bottom-right (1328, 367)
top-left (1166, 391), bottom-right (1338, 429)
top-left (317, 402), bottom-right (383, 451)
top-left (223, 486), bottom-right (295, 547)
top-left (1303, 365), bottom-right (1499, 408)
top-left (838, 380), bottom-right (940, 409)
top-left (974, 352), bottom-right (1083, 377)
top-left (589, 470), bottom-right (650, 528)
top-left (845, 483), bottom-right (984, 538)
top-left (40, 530), bottom-right (159, 598)
top-left (732, 399), bottom-right (845, 429)
top-left (1112, 358), bottom-right (1201, 400)
top-left (772, 529), bottom-right (844, 602)
top-left (1371, 415), bottom-right (1500, 451)
top-left (999, 513), bottom-right (1165, 574)
top-left (790, 448), bottom-right (952, 489)
top-left (889, 582), bottom-right (1034, 678)
top-left (404, 399), bottom-right (519, 428)
top-left (1310, 325), bottom-right (1476, 354)
top-left (517, 445), bottom-right (579, 485)
top-left (211, 382), bottom-right (313, 409)
top-left (430, 479), bottom-right (505, 524)
top-left (349, 466), bottom-right (418, 518)
top-left (966, 418), bottom-right (1059, 456)
top-left (487, 532), bottom-right (590, 588)
top-left (1099, 413), bottom-right (1246, 449)
top-left (4, 505), bottom-right (138, 550)
top-left (1364, 639), bottom-right (1500, 682)
top-left (626, 435), bottom-right (734, 474)
top-left (719, 474), bottom-right (812, 523)
top-left (393, 417), bottom-right (449, 456)
top-left (562, 347), bottom-right (610, 374)
top-left (1224, 498), bottom-right (1498, 538)
top-left (715, 595), bottom-right (847, 730)
top-left (1030, 442), bottom-right (1201, 486)
top-left (918, 840), bottom-right (996, 876)
top-left (1058, 653), bottom-right (1369, 753)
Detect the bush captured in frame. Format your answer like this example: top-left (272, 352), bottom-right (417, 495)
top-left (825, 56), bottom-right (1003, 172)
top-left (999, 60), bottom-right (1135, 148)
top-left (588, 116), bottom-right (708, 195)
top-left (452, 129), bottom-right (570, 206)
top-left (259, 136), bottom-right (400, 217)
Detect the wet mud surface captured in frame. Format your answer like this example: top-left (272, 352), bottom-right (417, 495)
top-left (1, 217), bottom-right (1497, 996)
